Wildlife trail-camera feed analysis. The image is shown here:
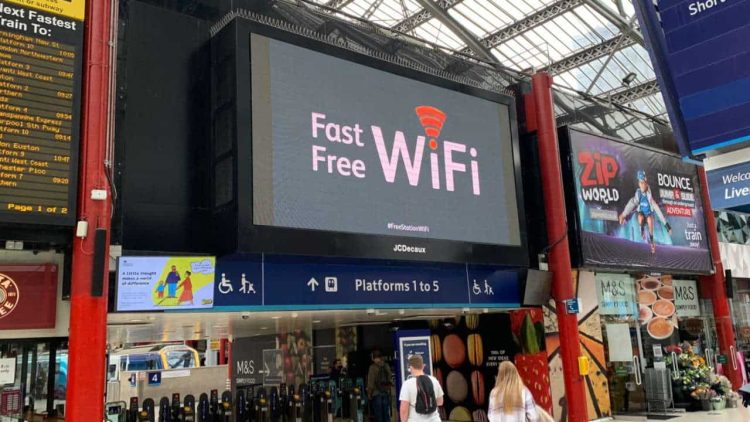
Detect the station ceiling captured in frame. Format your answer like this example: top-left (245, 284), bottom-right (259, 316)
top-left (301, 0), bottom-right (666, 121)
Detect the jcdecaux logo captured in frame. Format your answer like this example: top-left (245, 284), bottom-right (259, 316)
top-left (310, 106), bottom-right (481, 196)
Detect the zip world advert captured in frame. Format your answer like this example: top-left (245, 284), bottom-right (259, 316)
top-left (568, 130), bottom-right (712, 273)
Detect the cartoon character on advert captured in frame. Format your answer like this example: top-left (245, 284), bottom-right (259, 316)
top-left (618, 170), bottom-right (672, 254)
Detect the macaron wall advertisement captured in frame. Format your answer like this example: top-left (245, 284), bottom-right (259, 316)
top-left (429, 313), bottom-right (551, 422)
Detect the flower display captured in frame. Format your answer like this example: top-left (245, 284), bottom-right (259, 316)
top-left (665, 343), bottom-right (733, 403)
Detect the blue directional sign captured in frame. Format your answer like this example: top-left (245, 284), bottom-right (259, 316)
top-left (213, 260), bottom-right (262, 307)
top-left (147, 371), bottom-right (161, 386)
top-left (636, 0), bottom-right (750, 154)
top-left (211, 255), bottom-right (520, 310)
top-left (706, 161), bottom-right (750, 213)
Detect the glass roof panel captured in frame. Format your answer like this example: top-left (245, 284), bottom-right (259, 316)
top-left (412, 18), bottom-right (466, 50)
top-left (312, 0), bottom-right (670, 131)
top-left (364, 0), bottom-right (422, 25)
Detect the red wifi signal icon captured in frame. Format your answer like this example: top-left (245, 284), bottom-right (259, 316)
top-left (415, 106), bottom-right (446, 150)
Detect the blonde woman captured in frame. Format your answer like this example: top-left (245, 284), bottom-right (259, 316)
top-left (488, 361), bottom-right (539, 422)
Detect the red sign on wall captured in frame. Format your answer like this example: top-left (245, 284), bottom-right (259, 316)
top-left (0, 264), bottom-right (57, 330)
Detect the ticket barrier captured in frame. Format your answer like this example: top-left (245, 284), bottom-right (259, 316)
top-left (345, 387), bottom-right (365, 422)
top-left (183, 395), bottom-right (197, 421)
top-left (138, 398), bottom-right (156, 421)
top-left (236, 390), bottom-right (248, 421)
top-left (256, 388), bottom-right (270, 422)
top-left (172, 394), bottom-right (183, 421)
top-left (128, 397), bottom-right (140, 422)
top-left (320, 389), bottom-right (333, 422)
top-left (107, 401), bottom-right (127, 422)
top-left (158, 397), bottom-right (172, 422)
top-left (198, 393), bottom-right (210, 422)
top-left (285, 387), bottom-right (294, 422)
top-left (269, 387), bottom-right (280, 422)
top-left (218, 390), bottom-right (233, 421)
top-left (300, 384), bottom-right (312, 422)
top-left (208, 390), bottom-right (219, 420)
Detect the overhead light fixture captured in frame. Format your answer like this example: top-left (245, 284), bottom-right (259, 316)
top-left (272, 316), bottom-right (281, 320)
top-left (260, 326), bottom-right (268, 330)
top-left (622, 72), bottom-right (637, 86)
top-left (312, 320), bottom-right (321, 324)
top-left (291, 312), bottom-right (298, 318)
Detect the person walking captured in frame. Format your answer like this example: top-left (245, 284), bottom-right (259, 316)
top-left (399, 355), bottom-right (443, 422)
top-left (488, 361), bottom-right (539, 422)
top-left (367, 350), bottom-right (393, 422)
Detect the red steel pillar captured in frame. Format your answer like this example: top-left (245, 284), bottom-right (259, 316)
top-left (219, 338), bottom-right (228, 365)
top-left (698, 168), bottom-right (743, 389)
top-left (66, 0), bottom-right (114, 419)
top-left (529, 73), bottom-right (588, 422)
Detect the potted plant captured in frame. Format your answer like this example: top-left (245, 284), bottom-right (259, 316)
top-left (710, 395), bottom-right (726, 410)
top-left (726, 391), bottom-right (741, 408)
top-left (690, 386), bottom-right (715, 410)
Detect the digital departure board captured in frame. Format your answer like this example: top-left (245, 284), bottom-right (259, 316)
top-left (0, 1), bottom-right (84, 226)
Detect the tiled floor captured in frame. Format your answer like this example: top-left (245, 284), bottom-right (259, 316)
top-left (670, 408), bottom-right (749, 421)
top-left (613, 408), bottom-right (750, 421)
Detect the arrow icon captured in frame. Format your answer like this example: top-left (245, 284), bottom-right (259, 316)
top-left (307, 277), bottom-right (319, 292)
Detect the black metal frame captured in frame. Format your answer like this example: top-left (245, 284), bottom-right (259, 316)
top-left (558, 126), bottom-right (713, 275)
top-left (212, 17), bottom-right (529, 266)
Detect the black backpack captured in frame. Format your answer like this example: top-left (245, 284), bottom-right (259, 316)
top-left (414, 375), bottom-right (437, 415)
top-left (376, 365), bottom-right (391, 391)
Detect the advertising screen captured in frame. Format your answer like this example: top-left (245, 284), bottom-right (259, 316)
top-left (567, 129), bottom-right (712, 273)
top-left (116, 257), bottom-right (216, 311)
top-left (250, 34), bottom-right (520, 247)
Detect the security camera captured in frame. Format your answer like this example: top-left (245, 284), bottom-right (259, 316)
top-left (241, 313), bottom-right (251, 320)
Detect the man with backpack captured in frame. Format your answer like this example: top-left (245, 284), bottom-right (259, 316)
top-left (398, 355), bottom-right (443, 422)
top-left (367, 350), bottom-right (393, 422)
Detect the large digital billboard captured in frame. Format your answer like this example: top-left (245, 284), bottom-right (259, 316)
top-left (565, 129), bottom-right (712, 273)
top-left (251, 34), bottom-right (519, 247)
top-left (213, 20), bottom-right (527, 265)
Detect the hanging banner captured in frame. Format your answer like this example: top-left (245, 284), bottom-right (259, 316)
top-left (674, 279), bottom-right (700, 317)
top-left (595, 273), bottom-right (636, 316)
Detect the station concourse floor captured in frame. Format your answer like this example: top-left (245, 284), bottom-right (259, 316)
top-left (613, 408), bottom-right (749, 421)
